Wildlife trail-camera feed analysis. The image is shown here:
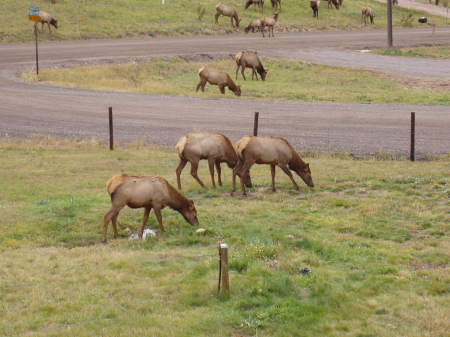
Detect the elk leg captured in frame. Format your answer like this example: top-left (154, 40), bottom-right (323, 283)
top-left (153, 207), bottom-right (165, 232)
top-left (235, 65), bottom-right (240, 80)
top-left (232, 160), bottom-right (242, 193)
top-left (112, 213), bottom-right (120, 239)
top-left (215, 161), bottom-right (223, 186)
top-left (140, 207), bottom-right (152, 238)
top-left (270, 164), bottom-right (276, 192)
top-left (230, 17), bottom-right (234, 27)
top-left (241, 67), bottom-right (246, 80)
top-left (190, 160), bottom-right (205, 188)
top-left (215, 13), bottom-right (220, 24)
top-left (176, 158), bottom-right (188, 189)
top-left (279, 164), bottom-right (300, 191)
top-left (208, 158), bottom-right (216, 188)
top-left (196, 79), bottom-right (206, 92)
top-left (219, 85), bottom-right (226, 94)
top-left (103, 204), bottom-right (124, 243)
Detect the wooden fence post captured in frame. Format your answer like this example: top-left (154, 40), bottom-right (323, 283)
top-left (410, 112), bottom-right (415, 161)
top-left (217, 242), bottom-right (229, 295)
top-left (109, 107), bottom-right (114, 151)
top-left (253, 112), bottom-right (259, 136)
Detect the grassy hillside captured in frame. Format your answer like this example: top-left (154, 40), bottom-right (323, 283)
top-left (1, 0), bottom-right (447, 42)
top-left (0, 138), bottom-right (449, 337)
top-left (23, 57), bottom-right (450, 105)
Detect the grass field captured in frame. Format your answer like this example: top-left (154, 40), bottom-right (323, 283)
top-left (373, 45), bottom-right (450, 58)
top-left (23, 57), bottom-right (450, 105)
top-left (0, 138), bottom-right (449, 337)
top-left (1, 0), bottom-right (447, 42)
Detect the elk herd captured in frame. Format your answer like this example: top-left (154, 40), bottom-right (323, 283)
top-left (103, 131), bottom-right (314, 242)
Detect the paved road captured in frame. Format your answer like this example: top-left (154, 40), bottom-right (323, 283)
top-left (1, 28), bottom-right (449, 156)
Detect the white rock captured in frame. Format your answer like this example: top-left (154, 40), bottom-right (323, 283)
top-left (196, 228), bottom-right (207, 235)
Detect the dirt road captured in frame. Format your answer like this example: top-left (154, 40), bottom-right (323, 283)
top-left (1, 28), bottom-right (449, 156)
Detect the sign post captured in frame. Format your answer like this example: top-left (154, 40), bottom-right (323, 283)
top-left (28, 6), bottom-right (40, 75)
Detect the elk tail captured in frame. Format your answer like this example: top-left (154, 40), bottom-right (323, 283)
top-left (106, 174), bottom-right (127, 195)
top-left (234, 136), bottom-right (252, 159)
top-left (176, 135), bottom-right (188, 159)
top-left (235, 51), bottom-right (244, 63)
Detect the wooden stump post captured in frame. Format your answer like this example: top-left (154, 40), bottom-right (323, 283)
top-left (253, 112), bottom-right (259, 136)
top-left (410, 112), bottom-right (415, 162)
top-left (217, 242), bottom-right (229, 295)
top-left (108, 107), bottom-right (114, 151)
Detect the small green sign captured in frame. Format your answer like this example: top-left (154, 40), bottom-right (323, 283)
top-left (29, 6), bottom-right (40, 16)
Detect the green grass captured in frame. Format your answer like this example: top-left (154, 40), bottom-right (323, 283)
top-left (373, 45), bottom-right (450, 58)
top-left (1, 0), bottom-right (447, 42)
top-left (23, 57), bottom-right (450, 105)
top-left (0, 137), bottom-right (449, 337)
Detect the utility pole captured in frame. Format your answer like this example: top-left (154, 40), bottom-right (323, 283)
top-left (387, 0), bottom-right (393, 48)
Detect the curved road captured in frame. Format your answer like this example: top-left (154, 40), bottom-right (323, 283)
top-left (1, 28), bottom-right (449, 156)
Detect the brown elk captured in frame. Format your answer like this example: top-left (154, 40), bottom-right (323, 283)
top-left (235, 51), bottom-right (268, 81)
top-left (327, 0), bottom-right (340, 9)
top-left (271, 0), bottom-right (281, 9)
top-left (244, 18), bottom-right (264, 33)
top-left (176, 131), bottom-right (237, 189)
top-left (215, 4), bottom-right (241, 27)
top-left (234, 136), bottom-right (314, 195)
top-left (245, 0), bottom-right (264, 11)
top-left (261, 13), bottom-right (279, 37)
top-left (362, 7), bottom-right (375, 25)
top-left (196, 66), bottom-right (241, 96)
top-left (310, 0), bottom-right (320, 18)
top-left (36, 10), bottom-right (58, 32)
top-left (103, 174), bottom-right (199, 242)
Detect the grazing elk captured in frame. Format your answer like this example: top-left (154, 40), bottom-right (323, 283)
top-left (234, 136), bottom-right (314, 195)
top-left (271, 0), bottom-right (281, 9)
top-left (215, 4), bottom-right (241, 27)
top-left (196, 66), bottom-right (241, 96)
top-left (245, 0), bottom-right (264, 11)
top-left (244, 18), bottom-right (264, 33)
top-left (36, 10), bottom-right (58, 32)
top-left (176, 131), bottom-right (235, 189)
top-left (103, 174), bottom-right (199, 242)
top-left (310, 0), bottom-right (320, 18)
top-left (362, 7), bottom-right (375, 25)
top-left (261, 13), bottom-right (279, 37)
top-left (235, 51), bottom-right (268, 81)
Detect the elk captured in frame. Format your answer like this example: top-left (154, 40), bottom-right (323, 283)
top-left (327, 0), bottom-right (340, 9)
top-left (271, 0), bottom-right (281, 9)
top-left (310, 0), bottom-right (320, 18)
top-left (235, 51), bottom-right (268, 81)
top-left (234, 136), bottom-right (314, 195)
top-left (215, 4), bottom-right (241, 27)
top-left (362, 7), bottom-right (375, 25)
top-left (196, 66), bottom-right (241, 96)
top-left (261, 13), bottom-right (279, 37)
top-left (245, 0), bottom-right (264, 11)
top-left (176, 131), bottom-right (236, 189)
top-left (103, 174), bottom-right (199, 242)
top-left (244, 18), bottom-right (264, 33)
top-left (36, 10), bottom-right (58, 32)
